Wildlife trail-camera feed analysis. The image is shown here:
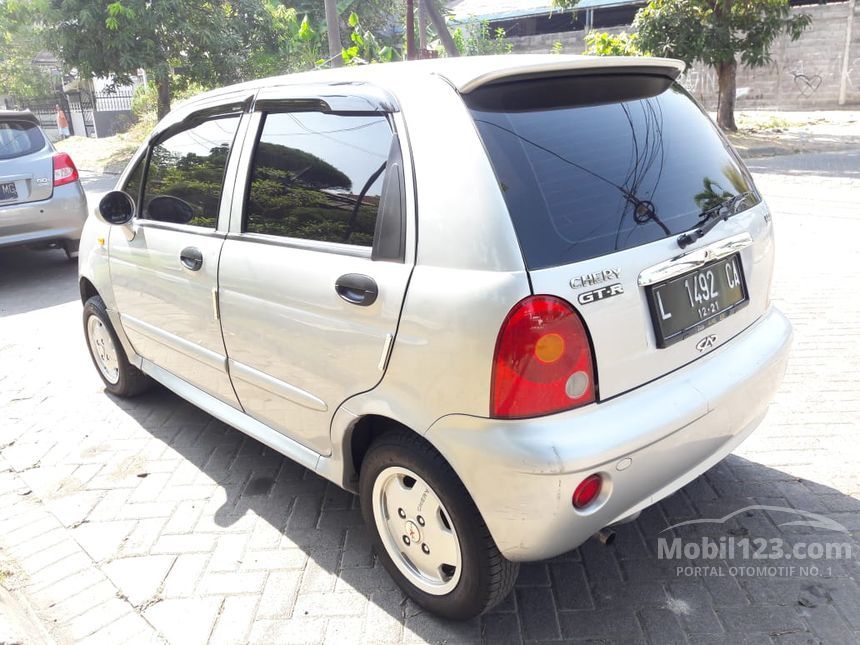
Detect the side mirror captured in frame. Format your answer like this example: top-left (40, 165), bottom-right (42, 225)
top-left (98, 191), bottom-right (135, 225)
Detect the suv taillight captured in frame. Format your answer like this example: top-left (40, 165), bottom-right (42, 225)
top-left (53, 152), bottom-right (79, 187)
top-left (491, 295), bottom-right (596, 419)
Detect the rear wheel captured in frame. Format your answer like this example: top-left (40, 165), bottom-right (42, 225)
top-left (83, 295), bottom-right (151, 397)
top-left (359, 431), bottom-right (518, 619)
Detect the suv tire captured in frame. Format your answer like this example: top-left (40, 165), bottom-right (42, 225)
top-left (359, 431), bottom-right (519, 619)
top-left (83, 295), bottom-right (152, 397)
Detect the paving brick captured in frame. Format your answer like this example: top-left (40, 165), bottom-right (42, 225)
top-left (210, 594), bottom-right (259, 645)
top-left (197, 571), bottom-right (266, 596)
top-left (162, 553), bottom-right (208, 599)
top-left (63, 598), bottom-right (132, 640)
top-left (103, 554), bottom-right (175, 606)
top-left (77, 611), bottom-right (159, 645)
top-left (514, 587), bottom-right (560, 641)
top-left (145, 597), bottom-right (223, 645)
top-left (152, 533), bottom-right (218, 555)
top-left (257, 570), bottom-right (302, 618)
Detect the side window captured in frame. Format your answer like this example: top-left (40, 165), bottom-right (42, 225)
top-left (142, 115), bottom-right (240, 228)
top-left (245, 112), bottom-right (392, 246)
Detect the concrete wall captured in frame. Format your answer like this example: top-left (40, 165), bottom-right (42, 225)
top-left (506, 1), bottom-right (860, 110)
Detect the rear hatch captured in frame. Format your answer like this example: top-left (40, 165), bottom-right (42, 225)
top-left (0, 115), bottom-right (54, 206)
top-left (464, 67), bottom-right (774, 400)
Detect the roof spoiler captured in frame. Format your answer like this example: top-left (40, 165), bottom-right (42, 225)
top-left (0, 110), bottom-right (40, 126)
top-left (455, 56), bottom-right (685, 94)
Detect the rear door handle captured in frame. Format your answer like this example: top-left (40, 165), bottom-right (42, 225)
top-left (180, 246), bottom-right (203, 271)
top-left (335, 273), bottom-right (378, 306)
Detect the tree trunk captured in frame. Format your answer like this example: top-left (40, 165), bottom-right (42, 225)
top-left (418, 0), bottom-right (428, 51)
top-left (155, 73), bottom-right (171, 121)
top-left (323, 0), bottom-right (342, 67)
top-left (715, 59), bottom-right (738, 132)
top-left (424, 0), bottom-right (459, 57)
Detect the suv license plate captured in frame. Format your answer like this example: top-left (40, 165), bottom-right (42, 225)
top-left (647, 254), bottom-right (748, 348)
top-left (0, 182), bottom-right (18, 201)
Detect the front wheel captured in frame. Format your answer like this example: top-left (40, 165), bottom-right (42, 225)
top-left (83, 295), bottom-right (151, 397)
top-left (359, 432), bottom-right (518, 619)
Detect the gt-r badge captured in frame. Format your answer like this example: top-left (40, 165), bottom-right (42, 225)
top-left (578, 283), bottom-right (624, 305)
top-left (695, 335), bottom-right (718, 352)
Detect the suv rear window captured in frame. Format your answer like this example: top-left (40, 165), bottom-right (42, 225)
top-left (467, 75), bottom-right (759, 270)
top-left (0, 120), bottom-right (45, 160)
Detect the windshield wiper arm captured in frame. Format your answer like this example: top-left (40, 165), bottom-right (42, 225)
top-left (677, 192), bottom-right (753, 249)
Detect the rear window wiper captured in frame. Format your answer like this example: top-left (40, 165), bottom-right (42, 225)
top-left (677, 192), bottom-right (754, 249)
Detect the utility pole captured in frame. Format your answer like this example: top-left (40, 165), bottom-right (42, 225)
top-left (406, 0), bottom-right (416, 61)
top-left (418, 0), bottom-right (428, 52)
top-left (839, 0), bottom-right (856, 105)
top-left (324, 0), bottom-right (343, 67)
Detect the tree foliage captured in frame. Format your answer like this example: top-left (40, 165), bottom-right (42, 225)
top-left (452, 21), bottom-right (512, 56)
top-left (635, 0), bottom-right (809, 68)
top-left (0, 0), bottom-right (54, 97)
top-left (634, 0), bottom-right (810, 130)
top-left (38, 0), bottom-right (293, 117)
top-left (583, 31), bottom-right (642, 57)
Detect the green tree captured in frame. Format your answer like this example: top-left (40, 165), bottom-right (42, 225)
top-left (583, 31), bottom-right (642, 57)
top-left (40, 0), bottom-right (290, 119)
top-left (0, 0), bottom-right (54, 98)
top-left (634, 0), bottom-right (810, 131)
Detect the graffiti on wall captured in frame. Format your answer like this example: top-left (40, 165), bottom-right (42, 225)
top-left (790, 69), bottom-right (823, 97)
top-left (680, 67), bottom-right (718, 96)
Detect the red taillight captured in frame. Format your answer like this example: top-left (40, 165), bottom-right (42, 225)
top-left (53, 152), bottom-right (79, 187)
top-left (491, 295), bottom-right (596, 419)
top-left (572, 474), bottom-right (603, 509)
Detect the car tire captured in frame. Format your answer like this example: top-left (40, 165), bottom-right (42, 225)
top-left (359, 431), bottom-right (519, 620)
top-left (83, 295), bottom-right (152, 397)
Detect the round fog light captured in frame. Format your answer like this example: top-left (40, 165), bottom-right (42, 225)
top-left (572, 474), bottom-right (602, 509)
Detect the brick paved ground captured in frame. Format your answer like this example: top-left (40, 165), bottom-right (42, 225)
top-left (1, 151), bottom-right (858, 644)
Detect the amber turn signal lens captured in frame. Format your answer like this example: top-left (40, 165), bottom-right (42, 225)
top-left (534, 333), bottom-right (565, 363)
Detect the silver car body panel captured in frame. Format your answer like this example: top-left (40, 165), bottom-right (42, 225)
top-left (426, 306), bottom-right (792, 560)
top-left (78, 55), bottom-right (792, 561)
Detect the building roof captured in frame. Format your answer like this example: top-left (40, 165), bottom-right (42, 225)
top-left (448, 0), bottom-right (644, 22)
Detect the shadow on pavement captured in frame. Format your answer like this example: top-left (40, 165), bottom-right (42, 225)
top-left (107, 386), bottom-right (860, 642)
top-left (0, 247), bottom-right (79, 317)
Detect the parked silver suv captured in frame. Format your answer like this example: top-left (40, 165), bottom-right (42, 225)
top-left (79, 55), bottom-right (792, 619)
top-left (1, 110), bottom-right (87, 256)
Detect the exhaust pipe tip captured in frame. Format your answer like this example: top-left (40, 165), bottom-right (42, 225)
top-left (594, 527), bottom-right (616, 546)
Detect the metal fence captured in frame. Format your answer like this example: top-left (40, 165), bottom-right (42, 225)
top-left (93, 85), bottom-right (135, 112)
top-left (12, 83), bottom-right (136, 139)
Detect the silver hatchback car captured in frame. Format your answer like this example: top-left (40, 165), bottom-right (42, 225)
top-left (79, 55), bottom-right (792, 619)
top-left (0, 110), bottom-right (87, 256)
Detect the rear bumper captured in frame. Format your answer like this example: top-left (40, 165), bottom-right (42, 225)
top-left (425, 306), bottom-right (793, 561)
top-left (0, 183), bottom-right (87, 248)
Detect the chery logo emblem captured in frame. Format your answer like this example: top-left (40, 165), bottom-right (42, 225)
top-left (695, 335), bottom-right (718, 352)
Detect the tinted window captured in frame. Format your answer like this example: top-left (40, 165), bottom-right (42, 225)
top-left (0, 120), bottom-right (45, 160)
top-left (142, 116), bottom-right (240, 228)
top-left (468, 79), bottom-right (759, 269)
top-left (245, 112), bottom-right (392, 246)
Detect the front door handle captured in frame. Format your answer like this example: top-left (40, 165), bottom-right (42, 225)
top-left (335, 273), bottom-right (378, 306)
top-left (180, 246), bottom-right (203, 271)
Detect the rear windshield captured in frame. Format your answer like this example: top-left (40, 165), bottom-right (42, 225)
top-left (0, 120), bottom-right (46, 160)
top-left (467, 75), bottom-right (759, 270)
